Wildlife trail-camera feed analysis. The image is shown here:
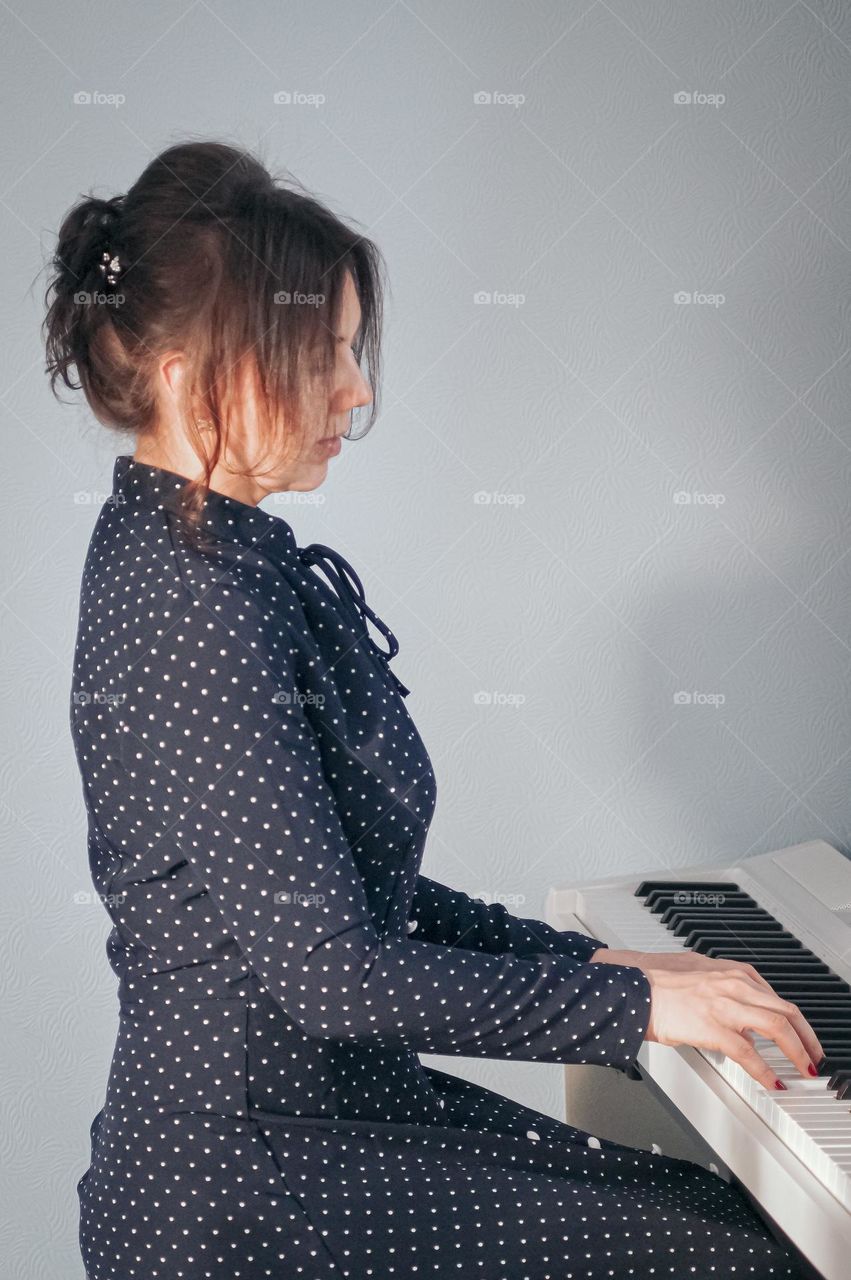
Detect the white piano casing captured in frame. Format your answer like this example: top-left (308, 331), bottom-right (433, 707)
top-left (546, 838), bottom-right (851, 1280)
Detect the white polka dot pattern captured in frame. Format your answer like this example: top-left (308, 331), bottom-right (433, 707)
top-left (70, 456), bottom-right (805, 1278)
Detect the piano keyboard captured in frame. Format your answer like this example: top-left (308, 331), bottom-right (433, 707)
top-left (546, 839), bottom-right (851, 1277)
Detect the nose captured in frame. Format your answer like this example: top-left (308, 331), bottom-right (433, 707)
top-left (349, 367), bottom-right (372, 412)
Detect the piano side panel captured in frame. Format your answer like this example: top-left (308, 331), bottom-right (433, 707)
top-left (562, 1061), bottom-right (724, 1167)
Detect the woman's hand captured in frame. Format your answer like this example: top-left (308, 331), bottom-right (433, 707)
top-left (590, 947), bottom-right (824, 1090)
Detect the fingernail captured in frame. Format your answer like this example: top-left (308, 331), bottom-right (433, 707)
top-left (808, 1062), bottom-right (819, 1077)
top-left (774, 1079), bottom-right (787, 1090)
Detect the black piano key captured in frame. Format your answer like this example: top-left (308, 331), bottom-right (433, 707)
top-left (659, 905), bottom-right (774, 926)
top-left (664, 909), bottom-right (778, 924)
top-left (767, 978), bottom-right (850, 995)
top-left (646, 891), bottom-right (756, 914)
top-left (754, 966), bottom-right (831, 980)
top-left (635, 879), bottom-right (741, 898)
top-left (802, 1031), bottom-right (851, 1046)
top-left (691, 931), bottom-right (797, 952)
top-left (827, 1070), bottom-right (851, 1090)
top-left (751, 955), bottom-right (828, 966)
top-left (819, 1056), bottom-right (851, 1075)
top-left (657, 900), bottom-right (762, 922)
top-left (676, 920), bottom-right (785, 940)
top-left (800, 1012), bottom-right (851, 1028)
top-left (704, 945), bottom-right (811, 959)
top-left (813, 1050), bottom-right (851, 1065)
top-left (822, 1062), bottom-right (851, 1083)
top-left (799, 1011), bottom-right (851, 1029)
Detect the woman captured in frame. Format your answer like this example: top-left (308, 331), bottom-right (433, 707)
top-left (45, 140), bottom-right (821, 1279)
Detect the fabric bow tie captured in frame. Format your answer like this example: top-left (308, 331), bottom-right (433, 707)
top-left (298, 542), bottom-right (411, 698)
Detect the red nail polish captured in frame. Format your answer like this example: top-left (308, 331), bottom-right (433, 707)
top-left (774, 1079), bottom-right (787, 1090)
top-left (808, 1063), bottom-right (819, 1077)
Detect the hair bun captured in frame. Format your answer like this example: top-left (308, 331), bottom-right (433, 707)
top-left (86, 195), bottom-right (123, 238)
top-left (73, 196), bottom-right (126, 289)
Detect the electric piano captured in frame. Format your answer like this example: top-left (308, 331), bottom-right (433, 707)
top-left (546, 838), bottom-right (851, 1280)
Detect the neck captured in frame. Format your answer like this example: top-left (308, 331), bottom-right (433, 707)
top-left (132, 437), bottom-right (265, 507)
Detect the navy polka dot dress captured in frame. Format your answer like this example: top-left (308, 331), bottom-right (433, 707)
top-left (71, 455), bottom-right (805, 1278)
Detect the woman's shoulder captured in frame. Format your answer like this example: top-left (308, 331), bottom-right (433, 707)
top-left (77, 497), bottom-right (314, 673)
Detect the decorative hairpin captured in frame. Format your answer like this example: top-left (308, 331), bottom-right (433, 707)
top-left (98, 249), bottom-right (122, 286)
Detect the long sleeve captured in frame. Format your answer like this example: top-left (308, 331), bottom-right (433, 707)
top-left (409, 875), bottom-right (607, 963)
top-left (84, 576), bottom-right (651, 1073)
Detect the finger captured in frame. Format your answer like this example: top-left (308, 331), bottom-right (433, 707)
top-left (720, 977), bottom-right (824, 1065)
top-left (723, 1000), bottom-right (812, 1079)
top-left (782, 1003), bottom-right (824, 1067)
top-left (716, 1028), bottom-right (781, 1092)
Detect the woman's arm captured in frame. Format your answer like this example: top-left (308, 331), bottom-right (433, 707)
top-left (80, 575), bottom-right (650, 1073)
top-left (408, 875), bottom-right (608, 963)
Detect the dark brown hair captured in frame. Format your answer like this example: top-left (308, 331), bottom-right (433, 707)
top-left (42, 138), bottom-right (386, 546)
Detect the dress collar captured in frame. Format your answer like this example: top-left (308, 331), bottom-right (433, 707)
top-left (110, 455), bottom-right (410, 696)
top-left (111, 453), bottom-right (298, 555)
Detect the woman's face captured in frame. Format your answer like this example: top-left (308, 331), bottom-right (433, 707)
top-left (279, 268), bottom-right (373, 492)
top-left (145, 269), bottom-right (373, 506)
